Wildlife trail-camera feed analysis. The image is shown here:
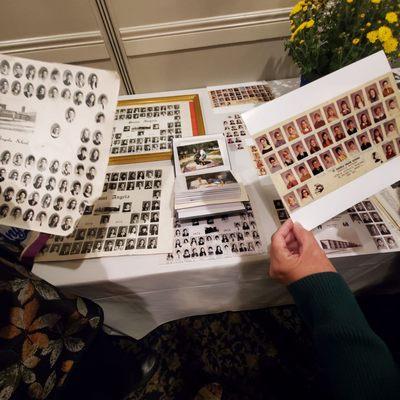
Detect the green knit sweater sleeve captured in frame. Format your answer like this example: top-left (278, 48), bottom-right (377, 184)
top-left (288, 272), bottom-right (400, 400)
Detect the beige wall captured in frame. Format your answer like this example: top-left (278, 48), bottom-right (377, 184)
top-left (113, 0), bottom-right (296, 26)
top-left (0, 0), bottom-right (298, 94)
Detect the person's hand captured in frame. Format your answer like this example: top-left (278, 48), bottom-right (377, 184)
top-left (269, 219), bottom-right (336, 285)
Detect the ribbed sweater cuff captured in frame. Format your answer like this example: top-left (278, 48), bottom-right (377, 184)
top-left (288, 272), bottom-right (369, 330)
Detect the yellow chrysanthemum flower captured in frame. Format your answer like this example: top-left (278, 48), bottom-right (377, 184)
top-left (386, 12), bottom-right (398, 24)
top-left (383, 37), bottom-right (399, 53)
top-left (347, 0), bottom-right (353, 3)
top-left (360, 13), bottom-right (365, 18)
top-left (290, 1), bottom-right (304, 16)
top-left (366, 22), bottom-right (372, 27)
top-left (378, 26), bottom-right (393, 42)
top-left (366, 30), bottom-right (379, 43)
top-left (306, 19), bottom-right (315, 28)
top-left (353, 38), bottom-right (360, 44)
top-left (371, 0), bottom-right (381, 4)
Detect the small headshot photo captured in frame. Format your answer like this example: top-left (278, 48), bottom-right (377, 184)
top-left (337, 97), bottom-right (352, 116)
top-left (366, 224), bottom-right (380, 237)
top-left (331, 123), bottom-right (346, 142)
top-left (283, 123), bottom-right (299, 142)
top-left (308, 157), bottom-right (324, 176)
top-left (385, 236), bottom-right (398, 249)
top-left (98, 94), bottom-right (108, 109)
top-left (50, 68), bottom-right (60, 81)
top-left (371, 103), bottom-right (387, 123)
top-left (23, 209), bottom-right (35, 222)
top-left (61, 161), bottom-right (72, 176)
top-left (38, 66), bottom-right (48, 79)
top-left (76, 71), bottom-right (85, 88)
top-left (12, 152), bottom-right (23, 166)
top-left (296, 116), bottom-right (312, 135)
top-left (61, 88), bottom-right (71, 100)
top-left (310, 110), bottom-right (326, 129)
top-left (357, 133), bottom-right (372, 151)
top-left (383, 141), bottom-right (397, 160)
top-left (63, 70), bottom-right (73, 86)
top-left (0, 60), bottom-right (10, 75)
top-left (357, 111), bottom-right (372, 129)
top-left (380, 79), bottom-right (395, 97)
top-left (265, 155), bottom-right (282, 173)
top-left (77, 146), bottom-right (87, 161)
top-left (89, 148), bottom-right (100, 162)
top-left (48, 86), bottom-right (59, 99)
top-left (333, 145), bottom-right (347, 162)
top-left (318, 130), bottom-right (333, 148)
top-left (49, 159), bottom-right (60, 173)
top-left (320, 150), bottom-right (336, 169)
top-left (385, 120), bottom-right (398, 137)
top-left (255, 134), bottom-right (273, 155)
top-left (366, 83), bottom-right (380, 103)
top-left (351, 90), bottom-right (366, 110)
top-left (28, 192), bottom-right (40, 207)
top-left (297, 185), bottom-right (313, 204)
top-left (83, 183), bottom-right (93, 198)
top-left (0, 150), bottom-right (11, 165)
top-left (50, 123), bottom-right (61, 139)
top-left (73, 90), bottom-right (84, 106)
top-left (360, 212), bottom-right (372, 223)
top-left (16, 189), bottom-right (27, 204)
top-left (48, 213), bottom-right (60, 228)
top-left (386, 97), bottom-right (399, 115)
top-left (23, 82), bottom-right (34, 98)
top-left (45, 176), bottom-right (56, 191)
top-left (278, 147), bottom-right (295, 167)
top-left (0, 78), bottom-right (9, 94)
top-left (349, 213), bottom-right (362, 223)
top-left (8, 169), bottom-right (19, 180)
top-left (33, 174), bottom-right (44, 189)
top-left (295, 163), bottom-right (312, 182)
top-left (343, 116), bottom-right (358, 136)
top-left (292, 141), bottom-right (308, 160)
top-left (93, 130), bottom-right (103, 145)
top-left (86, 166), bottom-right (96, 180)
top-left (3, 187), bottom-right (15, 202)
top-left (345, 138), bottom-right (359, 154)
top-left (86, 92), bottom-right (96, 107)
top-left (283, 192), bottom-right (300, 211)
top-left (26, 65), bottom-right (36, 80)
top-left (80, 128), bottom-right (90, 143)
top-left (305, 135), bottom-right (321, 154)
top-left (323, 104), bottom-right (339, 123)
top-left (11, 80), bottom-right (21, 95)
top-left (21, 172), bottom-right (31, 186)
top-left (65, 107), bottom-right (76, 123)
top-left (374, 237), bottom-right (387, 250)
top-left (281, 170), bottom-right (298, 190)
top-left (269, 129), bottom-right (286, 148)
top-left (58, 179), bottom-right (68, 193)
top-left (88, 73), bottom-right (98, 89)
top-left (370, 127), bottom-right (384, 144)
top-left (36, 84), bottom-right (46, 100)
top-left (95, 112), bottom-right (105, 123)
top-left (37, 157), bottom-right (48, 171)
top-left (10, 207), bottom-right (22, 219)
top-left (61, 216), bottom-right (73, 231)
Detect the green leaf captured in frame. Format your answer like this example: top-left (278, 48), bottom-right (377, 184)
top-left (30, 314), bottom-right (61, 331)
top-left (76, 298), bottom-right (88, 317)
top-left (42, 371), bottom-right (56, 399)
top-left (0, 386), bottom-right (14, 400)
top-left (32, 281), bottom-right (60, 300)
top-left (21, 366), bottom-right (36, 384)
top-left (89, 316), bottom-right (100, 329)
top-left (64, 337), bottom-right (85, 353)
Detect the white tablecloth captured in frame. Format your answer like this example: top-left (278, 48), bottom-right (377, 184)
top-left (33, 80), bottom-right (400, 339)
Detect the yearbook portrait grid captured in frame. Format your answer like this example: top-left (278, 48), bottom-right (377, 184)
top-left (223, 114), bottom-right (249, 151)
top-left (0, 54), bottom-right (119, 235)
top-left (165, 202), bottom-right (264, 263)
top-left (209, 83), bottom-right (274, 109)
top-left (273, 197), bottom-right (398, 251)
top-left (253, 73), bottom-right (400, 213)
top-left (111, 100), bottom-right (194, 158)
top-left (36, 164), bottom-right (174, 261)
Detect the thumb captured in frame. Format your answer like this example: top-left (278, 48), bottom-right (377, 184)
top-left (292, 222), bottom-right (313, 249)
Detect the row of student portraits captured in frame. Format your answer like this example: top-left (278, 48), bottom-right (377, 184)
top-left (256, 77), bottom-right (397, 175)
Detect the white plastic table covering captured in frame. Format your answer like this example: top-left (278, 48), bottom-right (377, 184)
top-left (33, 79), bottom-right (400, 339)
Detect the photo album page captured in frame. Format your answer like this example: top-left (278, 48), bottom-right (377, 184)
top-left (243, 51), bottom-right (400, 230)
top-left (0, 54), bottom-right (120, 235)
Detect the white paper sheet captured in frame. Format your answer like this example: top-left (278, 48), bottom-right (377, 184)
top-left (0, 54), bottom-right (120, 235)
top-left (243, 52), bottom-right (400, 230)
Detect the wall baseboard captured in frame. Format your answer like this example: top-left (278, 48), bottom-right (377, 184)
top-left (0, 31), bottom-right (109, 63)
top-left (120, 7), bottom-right (292, 57)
